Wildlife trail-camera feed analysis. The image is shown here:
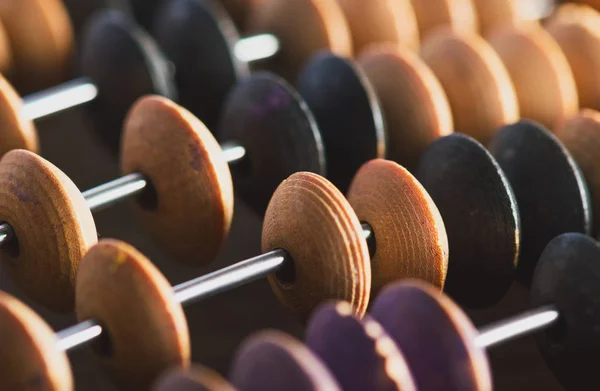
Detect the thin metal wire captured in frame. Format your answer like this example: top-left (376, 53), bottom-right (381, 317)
top-left (234, 34), bottom-right (280, 63)
top-left (21, 78), bottom-right (98, 121)
top-left (83, 173), bottom-right (148, 213)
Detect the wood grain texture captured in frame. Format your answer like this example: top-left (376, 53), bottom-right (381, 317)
top-left (546, 4), bottom-right (600, 111)
top-left (416, 134), bottom-right (519, 308)
top-left (76, 239), bottom-right (190, 391)
top-left (337, 0), bottom-right (419, 53)
top-left (410, 0), bottom-right (479, 40)
top-left (358, 44), bottom-right (453, 171)
top-left (0, 73), bottom-right (38, 157)
top-left (0, 0), bottom-right (73, 92)
top-left (347, 159), bottom-right (448, 294)
top-left (121, 96), bottom-right (233, 264)
top-left (246, 0), bottom-right (352, 81)
top-left (306, 301), bottom-right (417, 391)
top-left (371, 280), bottom-right (492, 391)
top-left (153, 364), bottom-right (237, 391)
top-left (555, 109), bottom-right (600, 236)
top-left (0, 149), bottom-right (96, 312)
top-left (262, 172), bottom-right (370, 320)
top-left (472, 0), bottom-right (520, 35)
top-left (421, 29), bottom-right (519, 144)
top-left (488, 23), bottom-right (579, 130)
top-left (0, 291), bottom-right (73, 391)
top-left (230, 330), bottom-right (341, 391)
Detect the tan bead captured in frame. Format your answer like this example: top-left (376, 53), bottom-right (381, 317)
top-left (121, 96), bottom-right (234, 264)
top-left (76, 239), bottom-right (190, 391)
top-left (0, 73), bottom-right (38, 157)
top-left (0, 291), bottom-right (73, 391)
top-left (348, 159), bottom-right (449, 294)
top-left (262, 172), bottom-right (371, 320)
top-left (488, 23), bottom-right (579, 130)
top-left (421, 29), bottom-right (519, 144)
top-left (555, 109), bottom-right (600, 236)
top-left (546, 4), bottom-right (600, 111)
top-left (0, 0), bottom-right (73, 92)
top-left (0, 149), bottom-right (96, 312)
top-left (337, 0), bottom-right (419, 52)
top-left (410, 0), bottom-right (479, 39)
top-left (0, 20), bottom-right (13, 74)
top-left (154, 364), bottom-right (238, 391)
top-left (472, 0), bottom-right (520, 35)
top-left (247, 0), bottom-right (352, 81)
top-left (358, 44), bottom-right (453, 171)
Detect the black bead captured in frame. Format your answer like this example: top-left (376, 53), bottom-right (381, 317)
top-left (531, 233), bottom-right (600, 391)
top-left (62, 0), bottom-right (130, 35)
top-left (218, 72), bottom-right (325, 216)
top-left (416, 133), bottom-right (519, 308)
top-left (488, 120), bottom-right (592, 286)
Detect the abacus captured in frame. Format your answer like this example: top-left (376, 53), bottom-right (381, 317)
top-left (0, 0), bottom-right (599, 390)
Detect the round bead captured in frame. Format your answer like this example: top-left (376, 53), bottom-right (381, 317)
top-left (0, 291), bottom-right (73, 391)
top-left (0, 149), bottom-right (97, 312)
top-left (80, 10), bottom-right (177, 152)
top-left (76, 239), bottom-right (190, 391)
top-left (154, 365), bottom-right (237, 391)
top-left (246, 0), bottom-right (352, 82)
top-left (531, 233), bottom-right (600, 391)
top-left (416, 134), bottom-right (519, 308)
top-left (0, 21), bottom-right (12, 74)
top-left (555, 109), bottom-right (600, 236)
top-left (472, 0), bottom-right (520, 35)
top-left (488, 120), bottom-right (592, 286)
top-left (306, 301), bottom-right (417, 391)
top-left (336, 0), bottom-right (419, 53)
top-left (61, 0), bottom-right (131, 34)
top-left (488, 22), bottom-right (579, 130)
top-left (218, 73), bottom-right (325, 215)
top-left (409, 0), bottom-right (479, 38)
top-left (121, 96), bottom-right (234, 264)
top-left (262, 172), bottom-right (370, 320)
top-left (348, 159), bottom-right (448, 294)
top-left (358, 44), bottom-right (453, 171)
top-left (153, 0), bottom-right (250, 131)
top-left (371, 281), bottom-right (492, 391)
top-left (0, 73), bottom-right (38, 157)
top-left (546, 4), bottom-right (600, 111)
top-left (297, 52), bottom-right (385, 192)
top-left (231, 330), bottom-right (341, 391)
top-left (0, 0), bottom-right (73, 92)
top-left (421, 29), bottom-right (519, 144)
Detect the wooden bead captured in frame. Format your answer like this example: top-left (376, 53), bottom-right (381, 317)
top-left (246, 0), bottom-right (352, 82)
top-left (416, 134), bottom-right (519, 308)
top-left (218, 73), bottom-right (325, 215)
top-left (76, 239), bottom-right (190, 391)
top-left (0, 0), bottom-right (73, 92)
top-left (0, 150), bottom-right (97, 312)
top-left (0, 73), bottom-right (38, 157)
top-left (421, 29), bottom-right (519, 144)
top-left (546, 4), bottom-right (600, 111)
top-left (0, 291), bottom-right (73, 391)
top-left (371, 281), bottom-right (492, 391)
top-left (306, 301), bottom-right (417, 391)
top-left (555, 109), bottom-right (600, 236)
top-left (121, 96), bottom-right (234, 264)
top-left (531, 233), bottom-right (600, 391)
top-left (409, 0), bottom-right (479, 39)
top-left (358, 44), bottom-right (453, 171)
top-left (347, 159), bottom-right (448, 294)
top-left (472, 0), bottom-right (520, 35)
top-left (488, 121), bottom-right (592, 286)
top-left (262, 172), bottom-right (370, 320)
top-left (297, 52), bottom-right (386, 193)
top-left (154, 365), bottom-right (237, 391)
top-left (231, 330), bottom-right (341, 391)
top-left (336, 0), bottom-right (419, 53)
top-left (572, 0), bottom-right (600, 11)
top-left (487, 23), bottom-right (579, 130)
top-left (0, 21), bottom-right (13, 74)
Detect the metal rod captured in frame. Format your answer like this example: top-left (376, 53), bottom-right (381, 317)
top-left (21, 78), bottom-right (98, 121)
top-left (234, 34), bottom-right (280, 63)
top-left (476, 305), bottom-right (559, 349)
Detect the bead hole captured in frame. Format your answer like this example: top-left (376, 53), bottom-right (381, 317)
top-left (1, 229), bottom-right (20, 260)
top-left (545, 313), bottom-right (567, 347)
top-left (136, 178), bottom-right (158, 211)
top-left (92, 324), bottom-right (115, 358)
top-left (275, 255), bottom-right (296, 287)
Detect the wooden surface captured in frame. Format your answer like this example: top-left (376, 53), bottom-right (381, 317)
top-left (0, 107), bottom-right (566, 390)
